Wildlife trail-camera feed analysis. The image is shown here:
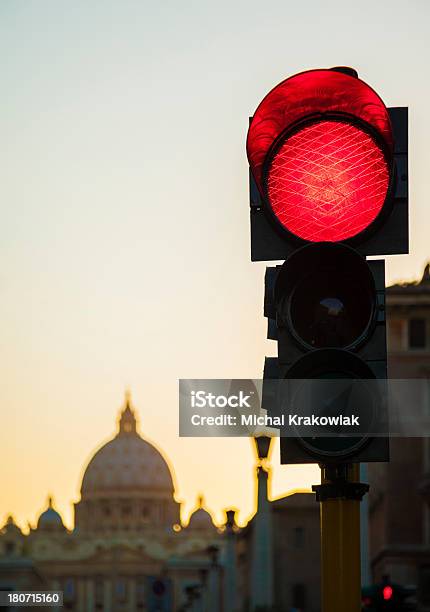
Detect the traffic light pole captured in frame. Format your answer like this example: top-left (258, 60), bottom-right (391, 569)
top-left (313, 463), bottom-right (369, 612)
top-left (247, 65), bottom-right (407, 612)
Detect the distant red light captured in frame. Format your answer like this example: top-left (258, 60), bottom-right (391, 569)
top-left (383, 585), bottom-right (393, 600)
top-left (265, 119), bottom-right (390, 242)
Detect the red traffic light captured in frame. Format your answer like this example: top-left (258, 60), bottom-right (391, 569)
top-left (382, 585), bottom-right (393, 601)
top-left (266, 119), bottom-right (389, 241)
top-left (247, 69), bottom-right (394, 243)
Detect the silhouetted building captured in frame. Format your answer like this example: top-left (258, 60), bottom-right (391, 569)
top-left (368, 263), bottom-right (430, 609)
top-left (237, 460), bottom-right (320, 612)
top-left (0, 394), bottom-right (321, 611)
top-left (0, 394), bottom-right (221, 610)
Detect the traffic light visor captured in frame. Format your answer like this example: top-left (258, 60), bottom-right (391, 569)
top-left (247, 69), bottom-right (394, 243)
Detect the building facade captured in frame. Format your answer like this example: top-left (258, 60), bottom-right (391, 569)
top-left (1, 395), bottom-right (321, 612)
top-left (368, 263), bottom-right (430, 609)
top-left (0, 395), bottom-right (222, 611)
top-left (237, 468), bottom-right (320, 612)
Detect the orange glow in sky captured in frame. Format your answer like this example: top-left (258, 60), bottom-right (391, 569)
top-left (1, 0), bottom-right (429, 532)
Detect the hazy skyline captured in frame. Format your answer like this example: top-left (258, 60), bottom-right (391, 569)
top-left (1, 0), bottom-right (429, 529)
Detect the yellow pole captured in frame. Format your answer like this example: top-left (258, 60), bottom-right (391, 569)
top-left (318, 464), bottom-right (363, 612)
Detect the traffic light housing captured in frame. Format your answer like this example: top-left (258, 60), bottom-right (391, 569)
top-left (247, 67), bottom-right (408, 465)
top-left (263, 242), bottom-right (389, 464)
top-left (248, 70), bottom-right (408, 261)
top-left (362, 579), bottom-right (417, 610)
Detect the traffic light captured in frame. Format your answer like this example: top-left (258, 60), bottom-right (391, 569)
top-left (263, 242), bottom-right (388, 463)
top-left (383, 586), bottom-right (394, 601)
top-left (362, 578), bottom-right (417, 610)
top-left (248, 68), bottom-right (408, 260)
top-left (247, 68), bottom-right (408, 464)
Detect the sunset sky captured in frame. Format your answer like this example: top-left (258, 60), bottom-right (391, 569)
top-left (1, 0), bottom-right (430, 530)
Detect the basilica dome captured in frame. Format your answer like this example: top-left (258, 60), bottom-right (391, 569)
top-left (75, 394), bottom-right (180, 532)
top-left (81, 402), bottom-right (174, 498)
top-left (81, 435), bottom-right (174, 496)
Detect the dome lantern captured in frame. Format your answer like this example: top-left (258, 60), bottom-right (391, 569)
top-left (118, 390), bottom-right (137, 435)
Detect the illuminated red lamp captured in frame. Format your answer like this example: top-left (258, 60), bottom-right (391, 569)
top-left (382, 585), bottom-right (393, 601)
top-left (247, 69), bottom-right (394, 243)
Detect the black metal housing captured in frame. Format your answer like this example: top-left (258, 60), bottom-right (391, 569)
top-left (262, 355), bottom-right (389, 465)
top-left (264, 256), bottom-right (386, 365)
top-left (262, 246), bottom-right (389, 464)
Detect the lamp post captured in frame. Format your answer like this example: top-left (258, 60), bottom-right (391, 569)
top-left (224, 509), bottom-right (239, 612)
top-left (206, 545), bottom-right (220, 612)
top-left (250, 437), bottom-right (274, 610)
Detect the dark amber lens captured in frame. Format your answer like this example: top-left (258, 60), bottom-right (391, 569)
top-left (290, 269), bottom-right (374, 348)
top-left (274, 242), bottom-right (377, 350)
